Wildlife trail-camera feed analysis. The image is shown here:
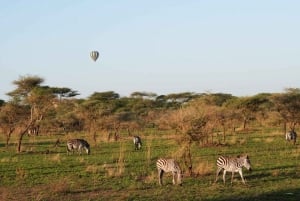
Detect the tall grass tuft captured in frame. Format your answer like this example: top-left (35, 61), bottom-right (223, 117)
top-left (50, 177), bottom-right (71, 194)
top-left (16, 167), bottom-right (27, 180)
top-left (146, 136), bottom-right (153, 167)
top-left (85, 165), bottom-right (101, 174)
top-left (117, 141), bottom-right (125, 176)
top-left (194, 161), bottom-right (213, 176)
top-left (49, 154), bottom-right (62, 163)
top-left (102, 163), bottom-right (116, 177)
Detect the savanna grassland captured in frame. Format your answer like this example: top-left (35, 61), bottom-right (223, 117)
top-left (0, 128), bottom-right (299, 201)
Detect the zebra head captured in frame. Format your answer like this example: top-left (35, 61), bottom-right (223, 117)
top-left (240, 155), bottom-right (252, 171)
top-left (286, 131), bottom-right (297, 140)
top-left (133, 136), bottom-right (142, 150)
top-left (85, 145), bottom-right (91, 155)
top-left (177, 170), bottom-right (183, 186)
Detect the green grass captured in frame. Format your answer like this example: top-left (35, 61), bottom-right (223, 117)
top-left (0, 129), bottom-right (299, 201)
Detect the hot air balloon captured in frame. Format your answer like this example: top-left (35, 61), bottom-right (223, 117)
top-left (90, 51), bottom-right (99, 62)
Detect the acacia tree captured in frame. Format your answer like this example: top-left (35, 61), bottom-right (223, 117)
top-left (77, 91), bottom-right (121, 143)
top-left (195, 93), bottom-right (236, 143)
top-left (159, 101), bottom-right (210, 176)
top-left (51, 87), bottom-right (80, 101)
top-left (271, 88), bottom-right (300, 133)
top-left (6, 75), bottom-right (56, 152)
top-left (0, 102), bottom-right (25, 147)
top-left (223, 95), bottom-right (269, 130)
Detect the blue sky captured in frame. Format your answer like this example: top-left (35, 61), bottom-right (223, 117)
top-left (1, 0), bottom-right (300, 100)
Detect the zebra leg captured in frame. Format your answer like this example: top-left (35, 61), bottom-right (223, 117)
top-left (215, 167), bottom-right (222, 183)
top-left (222, 170), bottom-right (227, 184)
top-left (177, 172), bottom-right (182, 186)
top-left (238, 170), bottom-right (246, 184)
top-left (67, 147), bottom-right (74, 155)
top-left (172, 172), bottom-right (176, 185)
top-left (78, 146), bottom-right (82, 155)
top-left (231, 172), bottom-right (235, 185)
top-left (158, 169), bottom-right (164, 186)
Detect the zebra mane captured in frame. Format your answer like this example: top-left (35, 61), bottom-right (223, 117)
top-left (236, 154), bottom-right (249, 159)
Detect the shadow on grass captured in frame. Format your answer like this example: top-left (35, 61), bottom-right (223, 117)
top-left (213, 187), bottom-right (300, 201)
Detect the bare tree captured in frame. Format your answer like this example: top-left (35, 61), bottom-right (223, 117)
top-left (0, 102), bottom-right (24, 147)
top-left (6, 75), bottom-right (55, 152)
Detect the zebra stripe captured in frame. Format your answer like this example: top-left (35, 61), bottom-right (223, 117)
top-left (67, 139), bottom-right (90, 155)
top-left (286, 130), bottom-right (297, 145)
top-left (133, 136), bottom-right (142, 150)
top-left (156, 158), bottom-right (182, 185)
top-left (215, 155), bottom-right (251, 185)
top-left (28, 125), bottom-right (40, 136)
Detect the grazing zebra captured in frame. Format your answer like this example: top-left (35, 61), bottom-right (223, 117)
top-left (156, 158), bottom-right (182, 186)
top-left (67, 139), bottom-right (90, 155)
top-left (133, 135), bottom-right (142, 150)
top-left (286, 130), bottom-right (297, 145)
top-left (27, 125), bottom-right (40, 136)
top-left (215, 155), bottom-right (252, 185)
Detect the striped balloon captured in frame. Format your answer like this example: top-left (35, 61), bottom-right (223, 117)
top-left (90, 51), bottom-right (99, 62)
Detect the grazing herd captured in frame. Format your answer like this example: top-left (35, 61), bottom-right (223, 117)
top-left (66, 130), bottom-right (297, 186)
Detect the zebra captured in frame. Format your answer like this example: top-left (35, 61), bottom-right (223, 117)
top-left (67, 139), bottom-right (90, 155)
top-left (215, 155), bottom-right (252, 185)
top-left (156, 158), bottom-right (182, 186)
top-left (286, 130), bottom-right (297, 145)
top-left (27, 125), bottom-right (40, 136)
top-left (133, 135), bottom-right (142, 150)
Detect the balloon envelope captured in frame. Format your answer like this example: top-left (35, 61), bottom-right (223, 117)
top-left (90, 51), bottom-right (99, 61)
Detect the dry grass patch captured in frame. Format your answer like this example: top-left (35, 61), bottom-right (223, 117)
top-left (271, 169), bottom-right (280, 177)
top-left (49, 153), bottom-right (62, 163)
top-left (228, 135), bottom-right (238, 145)
top-left (77, 156), bottom-right (87, 164)
top-left (265, 137), bottom-right (274, 143)
top-left (102, 163), bottom-right (117, 177)
top-left (16, 167), bottom-right (27, 180)
top-left (194, 161), bottom-right (214, 176)
top-left (146, 136), bottom-right (153, 166)
top-left (49, 177), bottom-right (72, 195)
top-left (85, 165), bottom-right (101, 174)
top-left (252, 137), bottom-right (262, 142)
top-left (102, 140), bottom-right (126, 178)
top-left (0, 157), bottom-right (11, 163)
top-left (144, 171), bottom-right (156, 184)
top-left (116, 141), bottom-right (126, 176)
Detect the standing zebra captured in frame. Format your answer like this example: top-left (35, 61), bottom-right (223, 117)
top-left (156, 158), bottom-right (182, 186)
top-left (215, 155), bottom-right (252, 185)
top-left (133, 135), bottom-right (142, 150)
top-left (67, 139), bottom-right (90, 155)
top-left (286, 130), bottom-right (297, 145)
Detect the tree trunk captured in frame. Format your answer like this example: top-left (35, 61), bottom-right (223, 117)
top-left (184, 141), bottom-right (193, 176)
top-left (17, 121), bottom-right (34, 153)
top-left (243, 118), bottom-right (247, 130)
top-left (223, 126), bottom-right (226, 143)
top-left (17, 131), bottom-right (27, 153)
top-left (93, 131), bottom-right (97, 145)
top-left (6, 128), bottom-right (14, 147)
